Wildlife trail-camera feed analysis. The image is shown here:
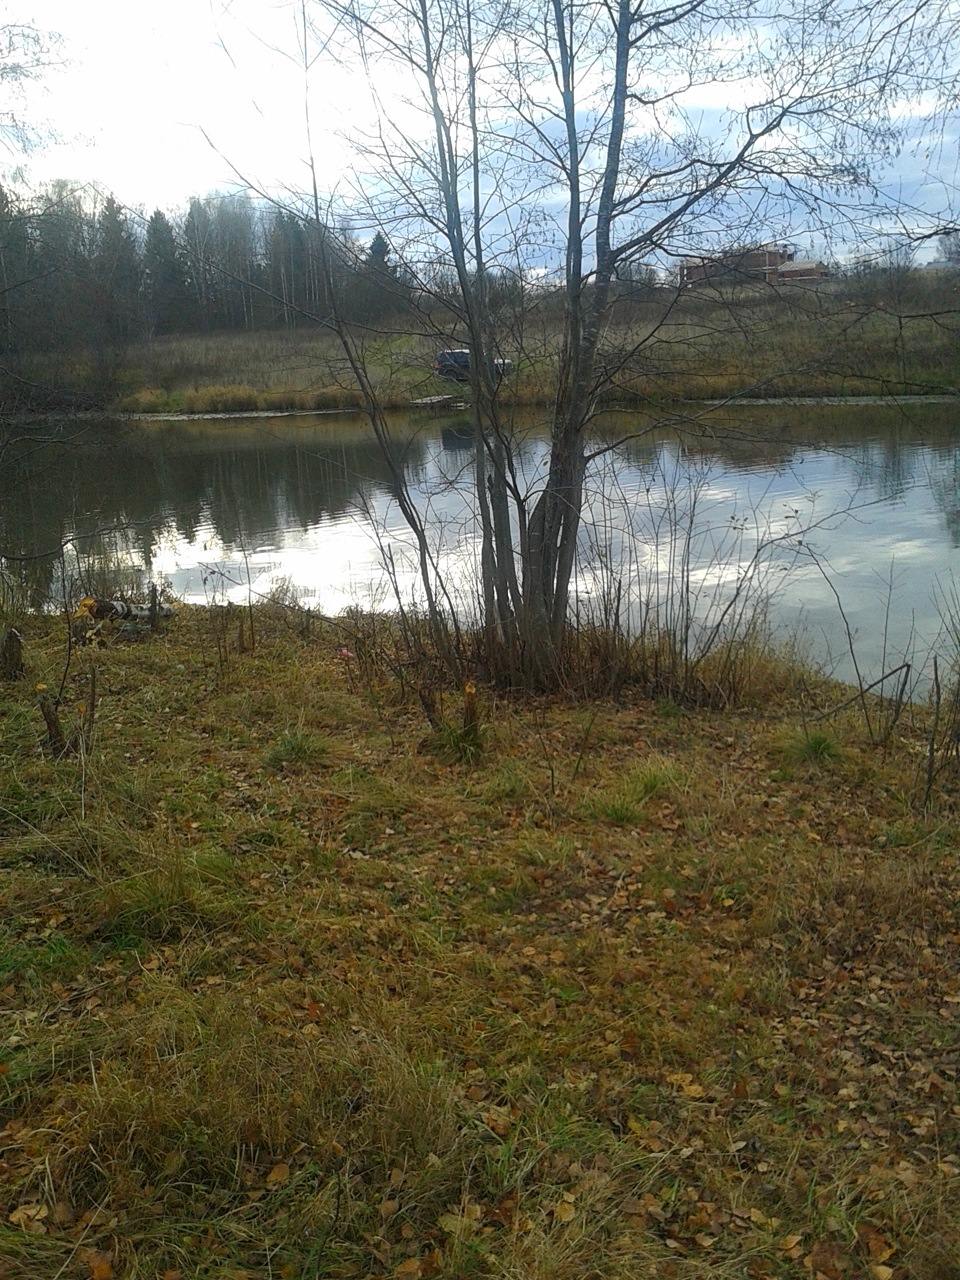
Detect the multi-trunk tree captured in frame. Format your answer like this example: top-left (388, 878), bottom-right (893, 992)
top-left (303, 0), bottom-right (960, 688)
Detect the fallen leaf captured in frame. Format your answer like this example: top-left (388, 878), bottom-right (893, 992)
top-left (666, 1071), bottom-right (705, 1097)
top-left (804, 1239), bottom-right (848, 1280)
top-left (420, 1250), bottom-right (442, 1279)
top-left (858, 1222), bottom-right (896, 1263)
top-left (266, 1162), bottom-right (290, 1185)
top-left (481, 1110), bottom-right (511, 1137)
top-left (8, 1203), bottom-right (48, 1233)
top-left (51, 1201), bottom-right (75, 1227)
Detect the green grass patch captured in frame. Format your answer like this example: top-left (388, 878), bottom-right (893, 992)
top-left (263, 727), bottom-right (335, 772)
top-left (780, 726), bottom-right (843, 766)
top-left (581, 757), bottom-right (683, 824)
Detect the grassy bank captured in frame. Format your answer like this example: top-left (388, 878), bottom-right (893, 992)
top-left (2, 607), bottom-right (959, 1278)
top-left (9, 275), bottom-right (957, 415)
top-left (116, 280), bottom-right (960, 413)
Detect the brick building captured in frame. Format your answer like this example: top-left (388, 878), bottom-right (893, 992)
top-left (680, 243), bottom-right (829, 286)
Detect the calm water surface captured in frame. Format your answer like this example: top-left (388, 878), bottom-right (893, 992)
top-left (4, 400), bottom-right (960, 687)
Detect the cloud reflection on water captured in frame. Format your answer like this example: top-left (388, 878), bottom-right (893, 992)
top-left (3, 404), bottom-right (959, 688)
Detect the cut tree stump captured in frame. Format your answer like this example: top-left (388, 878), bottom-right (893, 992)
top-left (1, 626), bottom-right (24, 680)
top-left (38, 693), bottom-right (66, 754)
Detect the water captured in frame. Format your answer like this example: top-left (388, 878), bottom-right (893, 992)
top-left (3, 400), bottom-right (959, 687)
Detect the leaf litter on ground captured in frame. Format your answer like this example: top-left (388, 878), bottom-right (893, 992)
top-left (0, 607), bottom-right (958, 1278)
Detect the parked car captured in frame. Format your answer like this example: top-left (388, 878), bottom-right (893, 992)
top-left (433, 349), bottom-right (512, 382)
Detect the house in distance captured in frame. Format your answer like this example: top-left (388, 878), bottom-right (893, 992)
top-left (680, 242), bottom-right (830, 286)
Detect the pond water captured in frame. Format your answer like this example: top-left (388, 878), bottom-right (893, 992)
top-left (3, 399), bottom-right (959, 688)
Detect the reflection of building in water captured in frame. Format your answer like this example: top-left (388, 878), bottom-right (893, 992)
top-left (680, 243), bottom-right (830, 286)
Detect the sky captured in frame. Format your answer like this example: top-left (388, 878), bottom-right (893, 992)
top-left (3, 0), bottom-right (361, 213)
top-left (3, 0), bottom-right (957, 253)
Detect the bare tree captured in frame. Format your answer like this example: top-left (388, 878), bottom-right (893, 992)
top-left (0, 19), bottom-right (63, 158)
top-left (297, 0), bottom-right (958, 688)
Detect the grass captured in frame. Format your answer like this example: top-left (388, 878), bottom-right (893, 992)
top-left (780, 727), bottom-right (843, 766)
top-left (15, 271), bottom-right (958, 414)
top-left (263, 726), bottom-right (335, 772)
top-left (581, 758), bottom-right (682, 825)
top-left (1, 606), bottom-right (959, 1277)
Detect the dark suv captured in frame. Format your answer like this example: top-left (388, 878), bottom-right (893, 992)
top-left (434, 349), bottom-right (512, 382)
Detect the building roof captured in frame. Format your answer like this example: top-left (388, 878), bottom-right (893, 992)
top-left (778, 259), bottom-right (827, 272)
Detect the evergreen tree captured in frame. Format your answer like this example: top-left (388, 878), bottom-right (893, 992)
top-left (30, 181), bottom-right (98, 352)
top-left (143, 209), bottom-right (188, 335)
top-left (352, 230), bottom-right (411, 321)
top-left (366, 231), bottom-right (390, 269)
top-left (0, 185), bottom-right (34, 352)
top-left (92, 195), bottom-right (140, 343)
top-left (267, 210), bottom-right (308, 326)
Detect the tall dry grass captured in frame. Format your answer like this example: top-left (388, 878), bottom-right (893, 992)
top-left (14, 271), bottom-right (954, 414)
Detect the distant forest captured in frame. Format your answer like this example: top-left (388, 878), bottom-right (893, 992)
top-left (1, 181), bottom-right (956, 412)
top-left (0, 184), bottom-right (413, 355)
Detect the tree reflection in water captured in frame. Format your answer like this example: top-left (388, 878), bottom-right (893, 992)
top-left (2, 402), bottom-right (959, 688)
